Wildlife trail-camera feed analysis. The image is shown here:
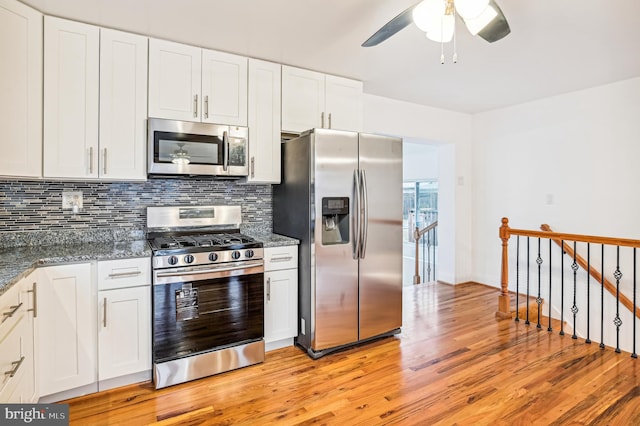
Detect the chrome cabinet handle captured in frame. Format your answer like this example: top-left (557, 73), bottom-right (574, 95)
top-left (204, 95), bottom-right (209, 119)
top-left (250, 157), bottom-right (255, 178)
top-left (103, 148), bottom-right (107, 175)
top-left (103, 297), bottom-right (107, 328)
top-left (194, 94), bottom-right (198, 118)
top-left (27, 282), bottom-right (37, 318)
top-left (266, 277), bottom-right (271, 302)
top-left (321, 112), bottom-right (325, 128)
top-left (270, 256), bottom-right (293, 262)
top-left (2, 303), bottom-right (23, 324)
top-left (108, 271), bottom-right (142, 279)
top-left (88, 147), bottom-right (94, 174)
top-left (328, 113), bottom-right (332, 129)
top-left (4, 356), bottom-right (25, 378)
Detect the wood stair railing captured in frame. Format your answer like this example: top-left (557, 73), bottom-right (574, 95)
top-left (413, 220), bottom-right (438, 284)
top-left (541, 224), bottom-right (640, 320)
top-left (498, 217), bottom-right (640, 319)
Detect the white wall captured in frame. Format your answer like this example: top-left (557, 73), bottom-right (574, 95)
top-left (472, 76), bottom-right (640, 287)
top-left (363, 94), bottom-right (473, 284)
top-left (403, 140), bottom-right (438, 182)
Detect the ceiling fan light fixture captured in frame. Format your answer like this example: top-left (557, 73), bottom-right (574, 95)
top-left (454, 0), bottom-right (489, 20)
top-left (412, 0), bottom-right (446, 33)
top-left (426, 14), bottom-right (455, 43)
top-left (463, 5), bottom-right (498, 35)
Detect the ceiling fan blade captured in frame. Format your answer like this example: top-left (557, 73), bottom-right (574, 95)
top-left (362, 3), bottom-right (419, 47)
top-left (476, 0), bottom-right (510, 43)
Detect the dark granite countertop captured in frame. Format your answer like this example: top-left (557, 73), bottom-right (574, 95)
top-left (0, 233), bottom-right (299, 297)
top-left (0, 240), bottom-right (151, 297)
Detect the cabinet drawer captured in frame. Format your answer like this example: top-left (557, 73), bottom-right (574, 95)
top-left (0, 313), bottom-right (26, 397)
top-left (264, 246), bottom-right (298, 271)
top-left (98, 257), bottom-right (151, 290)
top-left (0, 283), bottom-right (23, 342)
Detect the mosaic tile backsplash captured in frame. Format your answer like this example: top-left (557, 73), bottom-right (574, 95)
top-left (0, 179), bottom-right (272, 233)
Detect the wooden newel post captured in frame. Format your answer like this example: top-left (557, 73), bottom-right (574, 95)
top-left (496, 217), bottom-right (511, 319)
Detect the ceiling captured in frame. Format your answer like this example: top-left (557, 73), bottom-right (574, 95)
top-left (20, 0), bottom-right (640, 114)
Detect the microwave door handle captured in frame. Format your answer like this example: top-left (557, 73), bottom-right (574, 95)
top-left (223, 131), bottom-right (229, 172)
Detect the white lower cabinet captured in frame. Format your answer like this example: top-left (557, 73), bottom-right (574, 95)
top-left (97, 257), bottom-right (151, 390)
top-left (36, 257), bottom-right (151, 401)
top-left (0, 273), bottom-right (37, 403)
top-left (264, 246), bottom-right (298, 351)
top-left (37, 263), bottom-right (96, 399)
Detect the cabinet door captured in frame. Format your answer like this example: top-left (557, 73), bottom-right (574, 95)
top-left (0, 0), bottom-right (42, 177)
top-left (99, 28), bottom-right (148, 180)
top-left (281, 65), bottom-right (325, 133)
top-left (37, 263), bottom-right (96, 397)
top-left (201, 49), bottom-right (247, 126)
top-left (247, 59), bottom-right (281, 183)
top-left (43, 16), bottom-right (99, 178)
top-left (325, 75), bottom-right (363, 132)
top-left (148, 38), bottom-right (202, 121)
top-left (264, 268), bottom-right (298, 343)
top-left (98, 286), bottom-right (151, 381)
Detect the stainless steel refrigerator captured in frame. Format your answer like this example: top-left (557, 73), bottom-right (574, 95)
top-left (273, 128), bottom-right (403, 358)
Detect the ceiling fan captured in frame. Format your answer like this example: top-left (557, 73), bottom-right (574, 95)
top-left (362, 0), bottom-right (510, 48)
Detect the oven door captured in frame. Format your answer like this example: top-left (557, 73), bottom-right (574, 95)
top-left (152, 261), bottom-right (264, 363)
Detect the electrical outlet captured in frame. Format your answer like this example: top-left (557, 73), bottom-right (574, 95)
top-left (62, 191), bottom-right (83, 209)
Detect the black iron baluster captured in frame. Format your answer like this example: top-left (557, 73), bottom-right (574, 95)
top-left (613, 246), bottom-right (622, 353)
top-left (422, 232), bottom-right (427, 281)
top-left (526, 237), bottom-right (530, 325)
top-left (536, 238), bottom-right (543, 329)
top-left (634, 247), bottom-right (637, 359)
top-left (571, 241), bottom-right (579, 340)
top-left (586, 243), bottom-right (591, 344)
top-left (548, 238), bottom-right (553, 332)
top-left (600, 245), bottom-right (605, 349)
top-left (433, 228), bottom-right (436, 282)
top-left (516, 236), bottom-right (520, 322)
top-left (560, 240), bottom-right (565, 336)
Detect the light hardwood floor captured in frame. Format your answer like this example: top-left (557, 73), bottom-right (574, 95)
top-left (65, 282), bottom-right (640, 425)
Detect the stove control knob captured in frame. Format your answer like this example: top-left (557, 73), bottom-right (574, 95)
top-left (231, 250), bottom-right (241, 260)
top-left (209, 252), bottom-right (219, 262)
top-left (168, 255), bottom-right (179, 266)
top-left (184, 254), bottom-right (195, 264)
top-left (245, 249), bottom-right (254, 258)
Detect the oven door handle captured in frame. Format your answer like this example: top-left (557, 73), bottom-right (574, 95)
top-left (155, 261), bottom-right (264, 278)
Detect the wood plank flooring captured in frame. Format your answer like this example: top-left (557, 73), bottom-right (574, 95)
top-left (64, 282), bottom-right (640, 425)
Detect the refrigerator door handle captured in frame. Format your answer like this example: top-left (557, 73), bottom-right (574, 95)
top-left (352, 169), bottom-right (361, 259)
top-left (360, 169), bottom-right (369, 259)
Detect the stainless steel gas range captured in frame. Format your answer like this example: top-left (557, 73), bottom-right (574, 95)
top-left (147, 205), bottom-right (264, 389)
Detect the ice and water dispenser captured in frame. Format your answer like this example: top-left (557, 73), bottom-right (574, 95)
top-left (321, 197), bottom-right (349, 245)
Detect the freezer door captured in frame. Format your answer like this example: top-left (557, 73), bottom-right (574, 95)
top-left (358, 133), bottom-right (403, 340)
top-left (312, 129), bottom-right (359, 351)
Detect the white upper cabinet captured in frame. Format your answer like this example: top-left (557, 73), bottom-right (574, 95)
top-left (148, 38), bottom-right (201, 122)
top-left (281, 66), bottom-right (325, 133)
top-left (0, 0), bottom-right (42, 178)
top-left (325, 75), bottom-right (363, 132)
top-left (282, 65), bottom-right (363, 133)
top-left (202, 50), bottom-right (248, 126)
top-left (149, 38), bottom-right (248, 126)
top-left (99, 28), bottom-right (148, 180)
top-left (44, 17), bottom-right (148, 180)
top-left (247, 58), bottom-right (281, 183)
top-left (43, 16), bottom-right (100, 178)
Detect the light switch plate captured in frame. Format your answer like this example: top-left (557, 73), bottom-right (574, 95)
top-left (62, 191), bottom-right (83, 209)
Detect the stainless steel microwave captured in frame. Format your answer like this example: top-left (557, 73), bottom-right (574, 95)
top-left (147, 118), bottom-right (248, 178)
